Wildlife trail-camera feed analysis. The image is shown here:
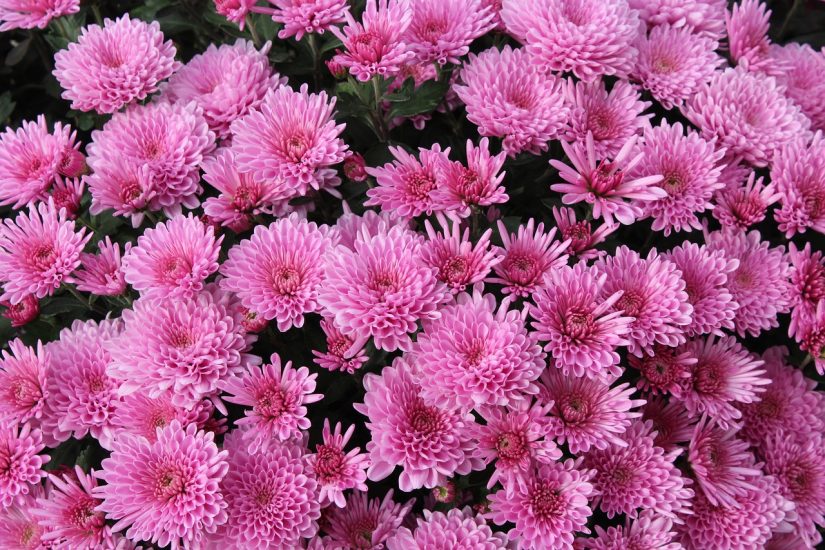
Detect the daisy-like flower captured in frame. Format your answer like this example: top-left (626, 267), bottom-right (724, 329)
top-left (333, 204), bottom-right (404, 250)
top-left (579, 510), bottom-right (679, 550)
top-left (539, 369), bottom-right (645, 455)
top-left (307, 420), bottom-right (369, 508)
top-left (123, 214), bottom-right (222, 300)
top-left (319, 224), bottom-right (450, 352)
top-left (0, 199), bottom-right (90, 304)
top-left (0, 339), bottom-right (49, 427)
top-left (453, 45), bottom-right (569, 157)
top-left (770, 43), bottom-right (825, 131)
top-left (355, 357), bottom-right (481, 492)
top-left (412, 287), bottom-right (545, 410)
top-left (630, 344), bottom-right (697, 398)
top-left (0, 0), bottom-right (78, 31)
top-left (48, 176), bottom-right (84, 218)
top-left (788, 242), bottom-right (825, 338)
top-left (222, 353), bottom-right (321, 452)
top-left (642, 396), bottom-right (695, 451)
top-left (705, 228), bottom-right (791, 337)
top-left (629, 0), bottom-right (726, 39)
top-left (432, 138), bottom-right (508, 217)
top-left (110, 393), bottom-right (214, 445)
top-left (0, 116), bottom-right (83, 209)
top-left (0, 295), bottom-right (39, 328)
top-left (388, 507), bottom-right (509, 550)
top-left (487, 458), bottom-right (595, 550)
top-left (594, 246), bottom-right (693, 356)
top-left (230, 84), bottom-right (347, 200)
top-left (772, 133), bottom-right (825, 237)
top-left (551, 207), bottom-right (617, 261)
top-left (265, 0), bottom-right (348, 40)
top-left (312, 318), bottom-right (369, 373)
top-left (713, 171), bottom-right (781, 229)
top-left (364, 144), bottom-right (450, 219)
top-left (220, 214), bottom-right (334, 331)
top-left (564, 79), bottom-right (651, 160)
top-left (53, 15), bottom-right (179, 114)
top-left (94, 421), bottom-right (228, 549)
top-left (551, 135), bottom-right (667, 226)
top-left (683, 67), bottom-right (810, 167)
top-left (69, 236), bottom-right (130, 296)
top-left (799, 302), bottom-right (825, 375)
top-left (323, 490), bottom-right (412, 549)
top-left (84, 156), bottom-right (156, 228)
top-left (583, 420), bottom-right (694, 519)
top-left (165, 39), bottom-right (286, 140)
top-left (330, 0), bottom-right (414, 82)
top-left (725, 0), bottom-right (775, 73)
top-left (0, 423), bottom-right (48, 508)
top-left (420, 218), bottom-right (500, 292)
top-left (487, 218), bottom-right (570, 298)
top-left (501, 0), bottom-right (641, 81)
top-left (403, 0), bottom-right (494, 65)
top-left (0, 487), bottom-right (53, 548)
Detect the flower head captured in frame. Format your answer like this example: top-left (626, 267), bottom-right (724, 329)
top-left (432, 138), bottom-right (508, 216)
top-left (713, 171), bottom-right (781, 229)
top-left (403, 0), bottom-right (494, 65)
top-left (788, 242), bottom-right (825, 338)
top-left (726, 0), bottom-right (775, 73)
top-left (772, 132), bottom-right (825, 237)
top-left (0, 0), bottom-right (78, 31)
top-left (69, 236), bottom-right (129, 296)
top-left (388, 507), bottom-right (508, 550)
top-left (579, 510), bottom-right (679, 550)
top-left (323, 490), bottom-right (412, 549)
top-left (420, 217), bottom-right (500, 292)
top-left (312, 318), bottom-right (369, 373)
top-left (1, 295), bottom-right (39, 328)
top-left (0, 423), bottom-right (48, 508)
top-left (307, 420), bottom-right (369, 508)
top-left (770, 43), bottom-right (825, 131)
top-left (551, 206), bottom-right (616, 261)
top-left (629, 0), bottom-right (726, 39)
top-left (0, 339), bottom-right (49, 427)
top-left (110, 393), bottom-right (214, 445)
top-left (269, 0), bottom-right (349, 40)
top-left (213, 0), bottom-right (256, 28)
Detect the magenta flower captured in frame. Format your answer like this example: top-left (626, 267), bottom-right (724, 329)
top-left (48, 176), bottom-right (84, 218)
top-left (0, 487), bottom-right (53, 550)
top-left (69, 236), bottom-right (130, 296)
top-left (110, 393), bottom-right (213, 445)
top-left (0, 0), bottom-right (78, 30)
top-left (788, 242), bottom-right (825, 338)
top-left (403, 0), bottom-right (494, 65)
top-left (642, 396), bottom-right (695, 451)
top-left (432, 138), bottom-right (508, 217)
top-left (713, 171), bottom-right (782, 229)
top-left (83, 156), bottom-right (156, 228)
top-left (388, 507), bottom-right (508, 550)
top-left (799, 301), bottom-right (825, 375)
top-left (420, 218), bottom-right (500, 292)
top-left (323, 490), bottom-right (412, 549)
top-left (630, 344), bottom-right (697, 398)
top-left (0, 295), bottom-right (39, 328)
top-left (725, 0), bottom-right (777, 74)
top-left (213, 0), bottom-right (256, 28)
top-left (630, 0), bottom-right (726, 39)
top-left (266, 0), bottom-right (348, 40)
top-left (772, 133), bottom-right (825, 237)
top-left (0, 339), bottom-right (48, 427)
top-left (579, 510), bottom-right (679, 550)
top-left (307, 420), bottom-right (369, 508)
top-left (551, 206), bottom-right (617, 261)
top-left (0, 423), bottom-right (48, 508)
top-left (312, 317), bottom-right (369, 373)
top-left (771, 43), bottom-right (825, 131)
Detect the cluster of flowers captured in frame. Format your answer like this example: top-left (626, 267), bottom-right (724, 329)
top-left (1, 0), bottom-right (824, 548)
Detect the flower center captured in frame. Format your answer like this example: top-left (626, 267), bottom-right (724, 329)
top-left (153, 465), bottom-right (186, 500)
top-left (405, 171), bottom-right (437, 200)
top-left (558, 392), bottom-right (591, 424)
top-left (564, 308), bottom-right (594, 339)
top-left (256, 386), bottom-right (288, 420)
top-left (271, 265), bottom-right (302, 296)
top-left (160, 256), bottom-right (190, 283)
top-left (662, 170), bottom-right (687, 194)
top-left (31, 243), bottom-right (56, 271)
top-left (693, 361), bottom-right (723, 396)
top-left (456, 167), bottom-right (484, 201)
top-left (464, 340), bottom-right (487, 366)
top-left (496, 431), bottom-right (528, 461)
top-left (785, 460), bottom-right (815, 500)
top-left (419, 18), bottom-right (447, 42)
top-left (168, 328), bottom-right (193, 349)
top-left (440, 256), bottom-right (469, 285)
top-left (70, 497), bottom-right (103, 533)
top-left (588, 160), bottom-right (625, 195)
top-left (530, 483), bottom-right (564, 518)
top-left (588, 111), bottom-right (614, 140)
top-left (802, 329), bottom-right (825, 359)
top-left (285, 134), bottom-right (309, 162)
top-left (10, 377), bottom-right (41, 409)
top-left (507, 88), bottom-right (534, 110)
top-left (314, 444), bottom-right (346, 480)
top-left (120, 179), bottom-right (143, 205)
top-left (409, 404), bottom-right (441, 435)
top-left (653, 56), bottom-right (678, 74)
top-left (615, 291), bottom-right (643, 317)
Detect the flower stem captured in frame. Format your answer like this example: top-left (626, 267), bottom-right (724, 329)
top-left (371, 76), bottom-right (388, 142)
top-left (246, 16), bottom-right (262, 48)
top-left (66, 285), bottom-right (91, 310)
top-left (308, 33), bottom-right (321, 91)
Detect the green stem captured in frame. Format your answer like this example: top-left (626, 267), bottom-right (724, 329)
top-left (143, 210), bottom-right (159, 225)
top-left (371, 76), bottom-right (388, 142)
top-left (246, 16), bottom-right (262, 48)
top-left (91, 4), bottom-right (104, 26)
top-left (801, 354), bottom-right (813, 369)
top-left (54, 16), bottom-right (75, 42)
top-left (65, 285), bottom-right (91, 310)
top-left (308, 33), bottom-right (321, 91)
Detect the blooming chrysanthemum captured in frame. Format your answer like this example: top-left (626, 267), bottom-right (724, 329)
top-left (713, 171), bottom-right (781, 229)
top-left (330, 0), bottom-right (414, 81)
top-left (333, 204), bottom-right (404, 250)
top-left (108, 288), bottom-right (258, 407)
top-left (222, 353), bottom-right (321, 453)
top-left (799, 301), bottom-right (825, 375)
top-left (319, 224), bottom-right (449, 352)
top-left (788, 242), bottom-right (825, 338)
top-left (594, 246), bottom-right (692, 356)
top-left (770, 43), bottom-right (825, 131)
top-left (683, 67), bottom-right (810, 167)
top-left (539, 369), bottom-right (644, 455)
top-left (488, 218), bottom-right (570, 297)
top-left (453, 45), bottom-right (569, 157)
top-left (662, 241), bottom-right (738, 337)
top-left (110, 393), bottom-right (214, 445)
top-left (725, 0), bottom-right (776, 72)
top-left (364, 144), bottom-right (450, 218)
top-left (432, 138), bottom-right (508, 216)
top-left (579, 510), bottom-right (680, 550)
top-left (630, 344), bottom-right (697, 398)
top-left (323, 490), bottom-right (412, 549)
top-left (0, 339), bottom-right (49, 428)
top-left (629, 0), bottom-right (726, 39)
top-left (220, 214), bottom-right (334, 331)
top-left (388, 507), bottom-right (508, 550)
top-left (771, 133), bottom-right (825, 237)
top-left (86, 101), bottom-right (215, 218)
top-left (69, 236), bottom-right (129, 296)
top-left (0, 116), bottom-right (82, 209)
top-left (501, 0), bottom-right (640, 81)
top-left (0, 0), bottom-right (78, 31)
top-left (0, 487), bottom-right (53, 549)
top-left (487, 458), bottom-right (594, 550)
top-left (53, 15), bottom-right (179, 114)
top-left (403, 0), bottom-right (494, 65)
top-left (705, 228), bottom-right (791, 337)
top-left (48, 176), bottom-right (84, 218)
top-left (413, 287), bottom-right (544, 410)
top-left (0, 295), bottom-right (39, 328)
top-left (420, 218), bottom-right (500, 292)
top-left (551, 207), bottom-right (617, 261)
top-left (312, 318), bottom-right (369, 373)
top-left (583, 420), bottom-right (694, 519)
top-left (265, 0), bottom-right (348, 40)
top-left (213, 0), bottom-right (256, 28)
top-left (0, 199), bottom-right (90, 304)
top-left (0, 423), bottom-right (47, 508)
top-left (642, 396), bottom-right (695, 451)
top-left (94, 421), bottom-right (228, 549)
top-left (355, 357), bottom-right (480, 491)
top-left (307, 420), bottom-right (369, 508)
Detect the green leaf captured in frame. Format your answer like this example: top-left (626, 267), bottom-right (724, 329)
top-left (42, 33), bottom-right (70, 52)
top-left (0, 92), bottom-right (15, 124)
top-left (387, 79), bottom-right (449, 119)
top-left (320, 36), bottom-right (343, 55)
top-left (5, 37), bottom-right (32, 67)
top-left (40, 296), bottom-right (87, 317)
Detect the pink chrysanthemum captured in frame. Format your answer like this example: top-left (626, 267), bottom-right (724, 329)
top-left (265, 0), bottom-right (348, 40)
top-left (725, 0), bottom-right (776, 73)
top-left (364, 144), bottom-right (450, 218)
top-left (583, 420), bottom-right (694, 519)
top-left (123, 214), bottom-right (222, 300)
top-left (683, 67), bottom-right (811, 167)
top-left (0, 423), bottom-right (48, 508)
top-left (221, 353), bottom-right (321, 453)
top-left (69, 236), bottom-right (129, 296)
top-left (487, 458), bottom-right (594, 550)
top-left (799, 301), bottom-right (825, 375)
top-left (539, 369), bottom-right (644, 455)
top-left (165, 40), bottom-right (285, 140)
top-left (772, 133), bottom-right (825, 237)
top-left (94, 421), bottom-right (228, 549)
top-left (53, 15), bottom-right (179, 114)
top-left (431, 138), bottom-right (508, 216)
top-left (0, 200), bottom-right (90, 304)
top-left (213, 0), bottom-right (256, 29)
top-left (319, 224), bottom-right (449, 352)
top-left (487, 218), bottom-right (570, 298)
top-left (48, 176), bottom-right (84, 218)
top-left (629, 0), bottom-right (726, 39)
top-left (594, 246), bottom-right (693, 356)
top-left (108, 288), bottom-right (258, 408)
top-left (0, 339), bottom-right (48, 427)
top-left (332, 204), bottom-right (404, 250)
top-left (420, 218), bottom-right (500, 292)
top-left (403, 0), bottom-right (494, 65)
top-left (329, 0), bottom-right (414, 82)
top-left (230, 84), bottom-right (347, 200)
top-left (713, 171), bottom-right (781, 229)
top-left (564, 79), bottom-right (652, 159)
top-left (220, 214), bottom-right (334, 331)
top-left (552, 135), bottom-right (667, 226)
top-left (412, 287), bottom-right (544, 410)
top-left (110, 393), bottom-right (214, 445)
top-left (307, 420), bottom-right (369, 508)
top-left (662, 241), bottom-right (738, 337)
top-left (788, 242), bottom-right (825, 338)
top-left (355, 357), bottom-right (480, 492)
top-left (501, 0), bottom-right (640, 81)
top-left (312, 318), bottom-right (369, 373)
top-left (705, 228), bottom-right (791, 337)
top-left (0, 116), bottom-right (82, 209)
top-left (630, 344), bottom-right (697, 398)
top-left (551, 207), bottom-right (617, 261)
top-left (453, 45), bottom-right (569, 157)
top-left (0, 486), bottom-right (53, 549)
top-left (770, 43), bottom-right (825, 131)
top-left (388, 507), bottom-right (508, 550)
top-left (642, 396), bottom-right (695, 451)
top-left (86, 101), bottom-right (216, 218)
top-left (0, 0), bottom-right (78, 30)
top-left (578, 510), bottom-right (680, 550)
top-left (323, 490), bottom-right (412, 549)
top-left (1, 295), bottom-right (39, 328)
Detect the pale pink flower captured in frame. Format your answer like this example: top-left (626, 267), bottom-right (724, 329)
top-left (0, 423), bottom-right (48, 508)
top-left (629, 0), bottom-right (726, 39)
top-left (69, 236), bottom-right (130, 296)
top-left (420, 217), bottom-right (500, 292)
top-left (323, 490), bottom-right (412, 549)
top-left (432, 138), bottom-right (508, 217)
top-left (579, 510), bottom-right (680, 550)
top-left (307, 420), bottom-right (369, 508)
top-left (0, 0), bottom-right (78, 31)
top-left (0, 485), bottom-right (53, 549)
top-left (312, 318), bottom-right (369, 374)
top-left (551, 206), bottom-right (617, 261)
top-left (713, 171), bottom-right (782, 229)
top-left (388, 507), bottom-right (509, 550)
top-left (0, 339), bottom-right (49, 427)
top-left (403, 0), bottom-right (494, 65)
top-left (770, 43), bottom-right (825, 131)
top-left (267, 0), bottom-right (349, 40)
top-left (772, 132), bottom-right (825, 237)
top-left (630, 344), bottom-right (697, 398)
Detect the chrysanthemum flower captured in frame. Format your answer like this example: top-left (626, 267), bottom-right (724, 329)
top-left (770, 43), bottom-right (825, 131)
top-left (713, 171), bottom-right (782, 229)
top-left (453, 45), bottom-right (569, 157)
top-left (222, 353), bottom-right (321, 453)
top-left (487, 458), bottom-right (594, 550)
top-left (412, 287), bottom-right (544, 410)
top-left (355, 357), bottom-right (481, 492)
top-left (725, 0), bottom-right (775, 73)
top-left (629, 0), bottom-right (726, 39)
top-left (431, 138), bottom-right (508, 217)
top-left (0, 339), bottom-right (49, 427)
top-left (788, 242), bottom-right (825, 338)
top-left (307, 420), bottom-right (369, 508)
top-left (323, 490), bottom-right (412, 549)
top-left (329, 0), bottom-right (414, 82)
top-left (48, 176), bottom-right (84, 218)
top-left (84, 156), bottom-right (156, 227)
top-left (799, 301), bottom-right (825, 375)
top-left (220, 214), bottom-right (334, 331)
top-left (705, 228), bottom-right (791, 337)
top-left (642, 396), bottom-right (695, 451)
top-left (540, 369), bottom-right (644, 455)
top-left (94, 421), bottom-right (228, 549)
top-left (772, 133), bottom-right (825, 237)
top-left (0, 423), bottom-right (48, 508)
top-left (551, 207), bottom-right (617, 261)
top-left (333, 204), bottom-right (404, 250)
top-left (488, 218), bottom-right (569, 298)
top-left (388, 507), bottom-right (508, 550)
top-left (0, 486), bottom-right (53, 548)
top-left (53, 15), bottom-right (179, 114)
top-left (578, 510), bottom-right (679, 550)
top-left (0, 200), bottom-right (90, 304)
top-left (420, 218), bottom-right (500, 292)
top-left (683, 67), bottom-right (810, 167)
top-left (0, 295), bottom-right (39, 327)
top-left (0, 116), bottom-right (83, 209)
top-left (403, 0), bottom-right (494, 65)
top-left (264, 0), bottom-right (348, 40)
top-left (662, 241), bottom-right (738, 337)
top-left (583, 420), bottom-right (694, 519)
top-left (312, 318), bottom-right (369, 373)
top-left (69, 236), bottom-right (129, 296)
top-left (319, 224), bottom-right (449, 352)
top-left (213, 0), bottom-right (256, 29)
top-left (0, 0), bottom-right (78, 30)
top-left (110, 393), bottom-right (214, 445)
top-left (364, 144), bottom-right (450, 218)
top-left (630, 344), bottom-right (697, 398)
top-left (501, 0), bottom-right (641, 81)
